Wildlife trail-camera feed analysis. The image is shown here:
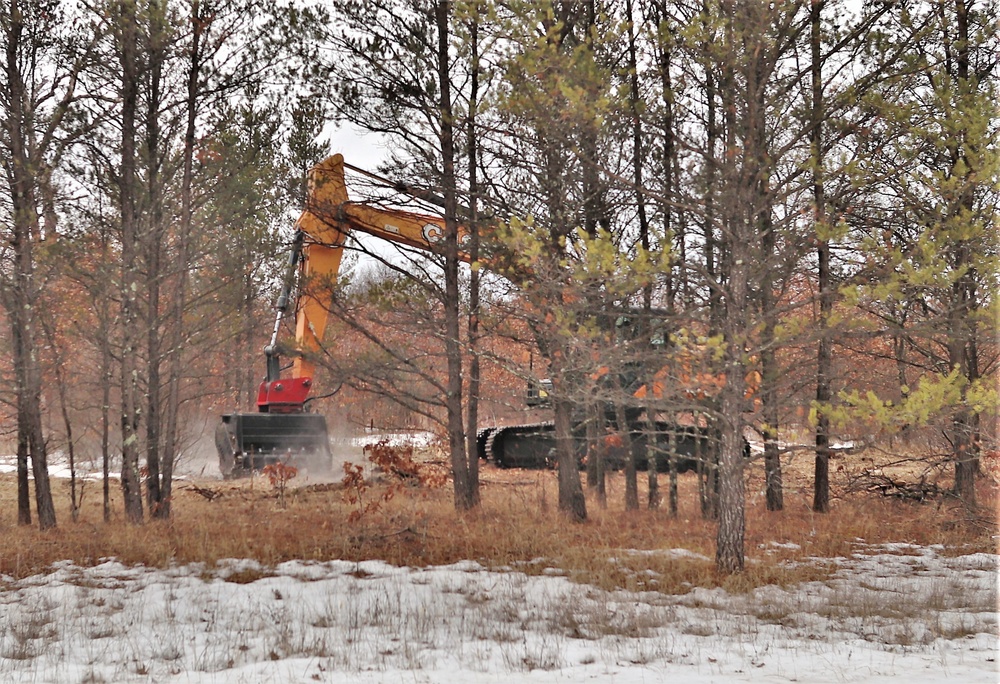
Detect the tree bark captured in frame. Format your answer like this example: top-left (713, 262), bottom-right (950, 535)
top-left (159, 0), bottom-right (207, 519)
top-left (947, 0), bottom-right (979, 506)
top-left (143, 0), bottom-right (167, 516)
top-left (554, 392), bottom-right (587, 521)
top-left (3, 0), bottom-right (57, 530)
top-left (462, 7), bottom-right (483, 508)
top-left (99, 230), bottom-right (113, 523)
top-left (760, 135), bottom-right (783, 512)
top-left (42, 317), bottom-right (82, 521)
top-left (811, 0), bottom-right (832, 514)
top-left (618, 402), bottom-right (638, 512)
top-left (646, 411), bottom-right (661, 510)
top-left (435, 0), bottom-right (475, 511)
top-left (118, 0), bottom-right (145, 524)
top-left (585, 402), bottom-right (607, 507)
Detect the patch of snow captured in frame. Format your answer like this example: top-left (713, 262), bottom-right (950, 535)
top-left (615, 547), bottom-right (713, 562)
top-left (343, 431), bottom-right (439, 449)
top-left (0, 546), bottom-right (994, 683)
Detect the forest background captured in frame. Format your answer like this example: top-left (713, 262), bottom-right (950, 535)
top-left (0, 0), bottom-right (996, 574)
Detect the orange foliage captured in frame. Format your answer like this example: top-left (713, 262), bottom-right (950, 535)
top-left (342, 439), bottom-right (447, 522)
top-left (262, 462), bottom-right (298, 508)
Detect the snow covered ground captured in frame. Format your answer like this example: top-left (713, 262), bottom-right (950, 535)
top-left (0, 544), bottom-right (995, 683)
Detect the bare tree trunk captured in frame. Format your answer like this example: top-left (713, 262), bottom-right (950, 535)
top-left (16, 425), bottom-right (30, 525)
top-left (667, 427), bottom-right (678, 516)
top-left (698, 420), bottom-right (720, 520)
top-left (586, 402), bottom-right (600, 488)
top-left (4, 2), bottom-right (56, 530)
top-left (42, 318), bottom-right (82, 521)
top-left (436, 0), bottom-right (475, 511)
top-left (698, 11), bottom-right (721, 523)
top-left (618, 402), bottom-right (638, 512)
top-left (554, 393), bottom-right (586, 521)
top-left (143, 0), bottom-right (166, 515)
top-left (714, 0), bottom-right (760, 574)
top-left (20, 273), bottom-right (56, 530)
top-left (948, 0), bottom-right (979, 506)
top-left (462, 6), bottom-right (483, 508)
top-left (102, 347), bottom-right (112, 521)
top-left (628, 0), bottom-right (666, 511)
top-left (98, 231), bottom-right (114, 523)
top-left (760, 177), bottom-right (783, 512)
top-left (159, 0), bottom-right (207, 519)
top-left (716, 396), bottom-right (746, 573)
top-left (811, 0), bottom-right (832, 515)
top-left (761, 316), bottom-right (783, 510)
top-left (701, 14), bottom-right (722, 337)
top-left (645, 410), bottom-right (660, 510)
top-left (716, 250), bottom-right (748, 572)
top-left (238, 272), bottom-right (257, 407)
top-left (762, 424), bottom-right (783, 511)
top-left (585, 402), bottom-right (607, 507)
top-left (118, 0), bottom-right (145, 524)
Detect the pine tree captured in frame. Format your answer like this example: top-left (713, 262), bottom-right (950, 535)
top-left (839, 0), bottom-right (998, 507)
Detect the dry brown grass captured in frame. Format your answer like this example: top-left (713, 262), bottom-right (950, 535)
top-left (0, 453), bottom-right (995, 595)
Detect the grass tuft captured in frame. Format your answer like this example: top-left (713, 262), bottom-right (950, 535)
top-left (0, 454), bottom-right (994, 599)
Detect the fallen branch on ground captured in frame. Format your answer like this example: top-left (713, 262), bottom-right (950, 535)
top-left (186, 483), bottom-right (224, 501)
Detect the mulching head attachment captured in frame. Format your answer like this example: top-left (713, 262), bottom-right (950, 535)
top-left (216, 412), bottom-right (331, 479)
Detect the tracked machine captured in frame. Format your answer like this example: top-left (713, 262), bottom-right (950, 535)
top-left (216, 155), bottom-right (467, 478)
top-left (476, 395), bottom-right (718, 472)
top-left (216, 154), bottom-right (726, 478)
top-left (476, 321), bottom-right (736, 471)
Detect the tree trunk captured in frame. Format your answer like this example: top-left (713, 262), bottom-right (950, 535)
top-left (144, 0), bottom-right (175, 518)
top-left (585, 402), bottom-right (606, 507)
top-left (612, 376), bottom-right (638, 512)
top-left (947, 0), bottom-right (979, 506)
top-left (159, 0), bottom-right (206, 519)
top-left (667, 428), bottom-right (678, 516)
top-left (716, 253), bottom-right (748, 573)
top-left (629, 0), bottom-right (665, 512)
top-left (811, 0), bottom-right (833, 515)
top-left (763, 427), bottom-right (783, 511)
top-left (144, 130), bottom-right (163, 516)
top-left (645, 410), bottom-right (660, 510)
top-left (715, 0), bottom-right (755, 574)
top-left (99, 231), bottom-right (113, 523)
top-left (759, 167), bottom-right (783, 512)
top-left (118, 0), bottom-right (145, 524)
top-left (702, 27), bottom-right (722, 336)
top-left (4, 3), bottom-right (56, 530)
top-left (462, 6), bottom-right (483, 508)
top-left (696, 418), bottom-right (718, 519)
top-left (435, 0), bottom-right (475, 511)
top-left (42, 318), bottom-right (82, 521)
top-left (554, 393), bottom-right (587, 521)
top-left (17, 425), bottom-right (30, 525)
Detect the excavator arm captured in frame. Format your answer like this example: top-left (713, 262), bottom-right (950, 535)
top-left (218, 154), bottom-right (467, 477)
top-left (281, 153), bottom-right (466, 392)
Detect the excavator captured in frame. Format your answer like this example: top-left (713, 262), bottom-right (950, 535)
top-left (215, 154), bottom-right (469, 478)
top-left (216, 154), bottom-right (727, 478)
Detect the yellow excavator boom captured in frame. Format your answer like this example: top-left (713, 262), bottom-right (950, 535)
top-left (291, 153), bottom-right (468, 379)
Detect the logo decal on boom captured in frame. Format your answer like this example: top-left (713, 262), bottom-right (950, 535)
top-left (422, 222), bottom-right (471, 248)
top-left (422, 223), bottom-right (444, 243)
